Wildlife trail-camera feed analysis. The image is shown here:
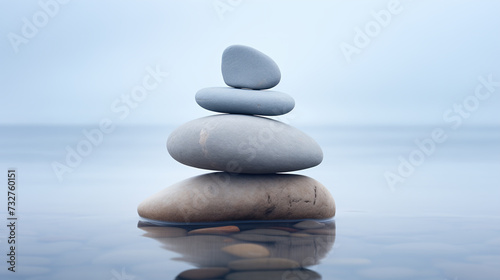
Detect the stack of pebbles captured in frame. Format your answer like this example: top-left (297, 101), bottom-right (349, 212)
top-left (138, 45), bottom-right (335, 223)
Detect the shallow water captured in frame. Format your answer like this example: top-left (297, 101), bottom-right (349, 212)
top-left (0, 125), bottom-right (499, 279)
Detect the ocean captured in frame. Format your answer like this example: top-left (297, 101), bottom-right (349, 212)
top-left (0, 124), bottom-right (499, 279)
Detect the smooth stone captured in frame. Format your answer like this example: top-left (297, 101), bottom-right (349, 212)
top-left (241, 229), bottom-right (290, 236)
top-left (228, 258), bottom-right (300, 271)
top-left (293, 220), bottom-right (326, 229)
top-left (195, 87), bottom-right (294, 116)
top-left (137, 172), bottom-right (335, 223)
top-left (177, 267), bottom-right (229, 279)
top-left (221, 243), bottom-right (270, 258)
top-left (167, 114), bottom-right (323, 174)
top-left (221, 45), bottom-right (281, 90)
top-left (225, 269), bottom-right (321, 280)
top-left (188, 226), bottom-right (240, 236)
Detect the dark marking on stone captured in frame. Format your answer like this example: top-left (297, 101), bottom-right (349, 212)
top-left (264, 206), bottom-right (276, 215)
top-left (313, 185), bottom-right (317, 205)
top-left (288, 196), bottom-right (302, 207)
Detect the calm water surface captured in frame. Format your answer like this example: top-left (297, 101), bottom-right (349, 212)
top-left (0, 125), bottom-right (499, 279)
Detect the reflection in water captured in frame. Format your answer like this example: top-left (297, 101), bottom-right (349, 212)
top-left (138, 220), bottom-right (335, 279)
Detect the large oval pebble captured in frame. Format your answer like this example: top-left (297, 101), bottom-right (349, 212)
top-left (137, 172), bottom-right (335, 223)
top-left (167, 114), bottom-right (323, 174)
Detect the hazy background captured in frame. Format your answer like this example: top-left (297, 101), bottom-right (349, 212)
top-left (0, 0), bottom-right (499, 219)
top-left (1, 2), bottom-right (500, 279)
top-left (1, 0), bottom-right (499, 127)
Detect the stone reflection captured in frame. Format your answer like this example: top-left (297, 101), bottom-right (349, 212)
top-left (138, 219), bottom-right (335, 280)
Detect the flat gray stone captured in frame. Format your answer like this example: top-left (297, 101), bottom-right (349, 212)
top-left (222, 45), bottom-right (281, 90)
top-left (167, 114), bottom-right (323, 174)
top-left (137, 172), bottom-right (336, 223)
top-left (195, 87), bottom-right (294, 116)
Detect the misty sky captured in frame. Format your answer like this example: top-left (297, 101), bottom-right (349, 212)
top-left (1, 0), bottom-right (499, 127)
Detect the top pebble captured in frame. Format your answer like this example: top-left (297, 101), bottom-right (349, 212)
top-left (221, 45), bottom-right (281, 90)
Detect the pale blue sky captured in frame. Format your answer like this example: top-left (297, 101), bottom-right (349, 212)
top-left (1, 0), bottom-right (499, 126)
